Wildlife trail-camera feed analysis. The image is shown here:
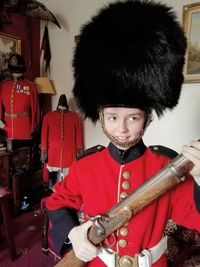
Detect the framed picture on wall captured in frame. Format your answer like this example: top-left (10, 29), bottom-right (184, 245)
top-left (0, 32), bottom-right (21, 82)
top-left (183, 3), bottom-right (200, 83)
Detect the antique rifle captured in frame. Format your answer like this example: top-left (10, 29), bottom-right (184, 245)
top-left (55, 150), bottom-right (195, 267)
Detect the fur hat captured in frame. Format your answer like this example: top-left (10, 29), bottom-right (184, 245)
top-left (73, 0), bottom-right (187, 122)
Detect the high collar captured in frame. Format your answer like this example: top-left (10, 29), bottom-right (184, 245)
top-left (108, 139), bottom-right (146, 164)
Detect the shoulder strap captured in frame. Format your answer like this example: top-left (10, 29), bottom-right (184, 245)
top-left (77, 145), bottom-right (105, 160)
top-left (149, 145), bottom-right (178, 159)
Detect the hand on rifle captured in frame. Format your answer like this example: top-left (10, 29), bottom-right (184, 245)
top-left (68, 220), bottom-right (100, 262)
top-left (182, 140), bottom-right (200, 185)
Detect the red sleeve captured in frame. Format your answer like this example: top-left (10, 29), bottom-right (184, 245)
top-left (0, 83), bottom-right (4, 121)
top-left (43, 162), bottom-right (49, 183)
top-left (41, 114), bottom-right (49, 150)
top-left (170, 174), bottom-right (200, 232)
top-left (46, 161), bottom-right (82, 211)
top-left (31, 83), bottom-right (40, 132)
top-left (75, 114), bottom-right (84, 150)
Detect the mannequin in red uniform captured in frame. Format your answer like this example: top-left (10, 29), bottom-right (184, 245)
top-left (45, 1), bottom-right (200, 267)
top-left (0, 54), bottom-right (40, 210)
top-left (0, 54), bottom-right (40, 145)
top-left (41, 94), bottom-right (83, 191)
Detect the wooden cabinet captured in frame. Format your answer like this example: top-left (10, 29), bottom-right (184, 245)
top-left (0, 152), bottom-right (10, 188)
top-left (11, 146), bottom-right (34, 174)
top-left (10, 146), bottom-right (43, 214)
top-left (0, 147), bottom-right (43, 214)
top-left (12, 169), bottom-right (43, 214)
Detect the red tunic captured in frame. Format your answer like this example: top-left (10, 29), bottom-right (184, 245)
top-left (0, 79), bottom-right (40, 139)
top-left (46, 143), bottom-right (200, 267)
top-left (41, 110), bottom-right (83, 169)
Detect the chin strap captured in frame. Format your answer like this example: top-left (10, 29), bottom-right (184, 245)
top-left (12, 73), bottom-right (24, 80)
top-left (99, 110), bottom-right (153, 149)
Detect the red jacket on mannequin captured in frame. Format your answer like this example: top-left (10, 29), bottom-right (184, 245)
top-left (41, 94), bottom-right (84, 172)
top-left (0, 54), bottom-right (40, 140)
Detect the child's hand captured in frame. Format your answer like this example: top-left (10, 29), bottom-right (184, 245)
top-left (68, 220), bottom-right (99, 262)
top-left (182, 140), bottom-right (200, 185)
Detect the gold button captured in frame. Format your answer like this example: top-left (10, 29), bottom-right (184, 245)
top-left (120, 192), bottom-right (128, 199)
top-left (122, 181), bottom-right (130, 190)
top-left (120, 227), bottom-right (128, 236)
top-left (118, 239), bottom-right (127, 248)
top-left (122, 171), bottom-right (131, 179)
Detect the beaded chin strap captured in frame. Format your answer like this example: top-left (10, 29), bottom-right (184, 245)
top-left (99, 110), bottom-right (153, 149)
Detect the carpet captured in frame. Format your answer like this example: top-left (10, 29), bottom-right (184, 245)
top-left (0, 205), bottom-right (58, 267)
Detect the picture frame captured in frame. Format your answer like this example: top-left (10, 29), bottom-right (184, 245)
top-left (0, 32), bottom-right (21, 82)
top-left (182, 3), bottom-right (200, 83)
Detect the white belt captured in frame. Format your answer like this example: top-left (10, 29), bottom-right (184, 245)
top-left (98, 236), bottom-right (167, 267)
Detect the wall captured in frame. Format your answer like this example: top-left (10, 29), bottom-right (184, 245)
top-left (1, 13), bottom-right (40, 81)
top-left (41, 0), bottom-right (200, 152)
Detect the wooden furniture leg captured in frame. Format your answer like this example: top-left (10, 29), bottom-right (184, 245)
top-left (0, 188), bottom-right (17, 260)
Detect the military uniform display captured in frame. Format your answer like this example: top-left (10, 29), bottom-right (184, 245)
top-left (41, 109), bottom-right (83, 169)
top-left (0, 79), bottom-right (40, 139)
top-left (41, 94), bottom-right (83, 190)
top-left (0, 53), bottom-right (40, 140)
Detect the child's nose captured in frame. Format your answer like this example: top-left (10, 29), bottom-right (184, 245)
top-left (118, 120), bottom-right (128, 132)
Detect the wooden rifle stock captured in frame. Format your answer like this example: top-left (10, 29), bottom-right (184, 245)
top-left (55, 152), bottom-right (194, 267)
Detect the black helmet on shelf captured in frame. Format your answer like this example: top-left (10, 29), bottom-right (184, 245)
top-left (8, 53), bottom-right (26, 73)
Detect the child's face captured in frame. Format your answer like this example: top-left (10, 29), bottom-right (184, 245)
top-left (103, 107), bottom-right (146, 148)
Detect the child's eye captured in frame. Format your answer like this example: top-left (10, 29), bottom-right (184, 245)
top-left (129, 116), bottom-right (138, 121)
top-left (104, 115), bottom-right (117, 121)
top-left (108, 116), bottom-right (116, 121)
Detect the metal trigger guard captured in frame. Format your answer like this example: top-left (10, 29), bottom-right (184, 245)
top-left (86, 214), bottom-right (110, 236)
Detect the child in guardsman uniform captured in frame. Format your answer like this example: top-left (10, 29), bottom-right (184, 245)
top-left (41, 94), bottom-right (83, 191)
top-left (45, 1), bottom-right (200, 266)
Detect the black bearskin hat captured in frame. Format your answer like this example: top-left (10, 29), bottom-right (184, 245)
top-left (73, 0), bottom-right (187, 122)
top-left (8, 53), bottom-right (26, 73)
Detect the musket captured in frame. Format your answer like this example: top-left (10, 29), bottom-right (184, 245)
top-left (55, 150), bottom-right (195, 267)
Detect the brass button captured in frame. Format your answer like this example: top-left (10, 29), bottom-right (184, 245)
top-left (122, 171), bottom-right (131, 179)
top-left (120, 227), bottom-right (128, 236)
top-left (120, 192), bottom-right (128, 199)
top-left (122, 181), bottom-right (130, 190)
top-left (118, 239), bottom-right (127, 248)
